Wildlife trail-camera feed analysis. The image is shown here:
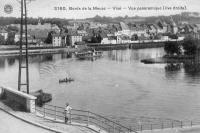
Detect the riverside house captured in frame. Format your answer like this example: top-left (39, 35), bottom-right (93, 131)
top-left (68, 32), bottom-right (83, 46)
top-left (52, 33), bottom-right (67, 47)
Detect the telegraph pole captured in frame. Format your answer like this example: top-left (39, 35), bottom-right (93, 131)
top-left (18, 0), bottom-right (30, 94)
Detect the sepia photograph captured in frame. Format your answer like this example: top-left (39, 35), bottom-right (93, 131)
top-left (0, 0), bottom-right (200, 133)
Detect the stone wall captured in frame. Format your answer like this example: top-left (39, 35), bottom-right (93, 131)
top-left (0, 86), bottom-right (36, 113)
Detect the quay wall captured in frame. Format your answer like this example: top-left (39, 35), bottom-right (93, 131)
top-left (0, 86), bottom-right (36, 113)
top-left (0, 47), bottom-right (78, 57)
top-left (87, 42), bottom-right (165, 50)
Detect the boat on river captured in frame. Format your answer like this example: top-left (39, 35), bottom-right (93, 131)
top-left (75, 50), bottom-right (103, 59)
top-left (31, 89), bottom-right (52, 107)
top-left (59, 78), bottom-right (74, 83)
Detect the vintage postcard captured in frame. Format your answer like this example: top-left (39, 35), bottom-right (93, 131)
top-left (0, 0), bottom-right (200, 133)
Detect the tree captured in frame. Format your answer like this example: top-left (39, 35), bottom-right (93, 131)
top-left (91, 36), bottom-right (98, 43)
top-left (6, 32), bottom-right (15, 45)
top-left (45, 31), bottom-right (55, 44)
top-left (182, 36), bottom-right (198, 55)
top-left (169, 34), bottom-right (178, 39)
top-left (7, 26), bottom-right (19, 32)
top-left (0, 35), bottom-right (6, 45)
top-left (164, 41), bottom-right (182, 55)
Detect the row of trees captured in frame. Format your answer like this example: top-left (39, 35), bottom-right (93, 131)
top-left (164, 36), bottom-right (199, 56)
top-left (0, 17), bottom-right (69, 27)
top-left (0, 32), bottom-right (15, 45)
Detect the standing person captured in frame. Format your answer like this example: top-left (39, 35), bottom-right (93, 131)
top-left (64, 103), bottom-right (72, 123)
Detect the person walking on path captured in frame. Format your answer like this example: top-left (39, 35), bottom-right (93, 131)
top-left (64, 103), bottom-right (72, 123)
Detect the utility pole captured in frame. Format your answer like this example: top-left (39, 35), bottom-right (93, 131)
top-left (18, 0), bottom-right (31, 94)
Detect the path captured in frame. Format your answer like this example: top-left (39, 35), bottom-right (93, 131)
top-left (139, 126), bottom-right (200, 133)
top-left (0, 109), bottom-right (54, 133)
top-left (0, 101), bottom-right (97, 133)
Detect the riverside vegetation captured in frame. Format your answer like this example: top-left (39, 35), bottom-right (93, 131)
top-left (141, 35), bottom-right (200, 64)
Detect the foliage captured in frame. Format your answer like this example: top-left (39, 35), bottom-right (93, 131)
top-left (182, 36), bottom-right (199, 55)
top-left (6, 32), bottom-right (15, 45)
top-left (0, 17), bottom-right (69, 27)
top-left (168, 34), bottom-right (178, 39)
top-left (0, 35), bottom-right (6, 45)
top-left (7, 26), bottom-right (18, 32)
top-left (164, 41), bottom-right (182, 55)
top-left (45, 31), bottom-right (55, 44)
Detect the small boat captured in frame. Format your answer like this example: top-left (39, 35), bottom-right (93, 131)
top-left (75, 50), bottom-right (103, 59)
top-left (31, 89), bottom-right (52, 107)
top-left (59, 78), bottom-right (74, 83)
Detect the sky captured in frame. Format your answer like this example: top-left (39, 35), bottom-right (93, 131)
top-left (0, 0), bottom-right (199, 19)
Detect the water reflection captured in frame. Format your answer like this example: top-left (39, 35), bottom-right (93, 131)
top-left (61, 52), bottom-right (72, 59)
top-left (7, 57), bottom-right (16, 66)
top-left (184, 63), bottom-right (200, 77)
top-left (107, 48), bottom-right (165, 62)
top-left (0, 58), bottom-right (6, 68)
top-left (165, 64), bottom-right (181, 72)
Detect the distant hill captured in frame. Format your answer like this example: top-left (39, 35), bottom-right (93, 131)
top-left (0, 12), bottom-right (200, 26)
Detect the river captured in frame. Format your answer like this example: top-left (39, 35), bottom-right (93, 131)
top-left (0, 48), bottom-right (200, 126)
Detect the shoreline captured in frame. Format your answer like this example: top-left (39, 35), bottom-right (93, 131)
top-left (87, 41), bottom-right (166, 50)
top-left (141, 55), bottom-right (195, 64)
top-left (0, 42), bottom-right (166, 57)
top-left (0, 47), bottom-right (79, 57)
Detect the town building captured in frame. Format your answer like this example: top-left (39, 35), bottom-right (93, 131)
top-left (10, 19), bottom-right (60, 42)
top-left (117, 35), bottom-right (130, 44)
top-left (66, 32), bottom-right (83, 46)
top-left (101, 36), bottom-right (117, 44)
top-left (52, 34), bottom-right (67, 47)
top-left (77, 30), bottom-right (88, 36)
top-left (157, 20), bottom-right (168, 33)
top-left (170, 17), bottom-right (178, 34)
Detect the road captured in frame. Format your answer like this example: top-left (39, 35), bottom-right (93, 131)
top-left (0, 110), bottom-right (55, 133)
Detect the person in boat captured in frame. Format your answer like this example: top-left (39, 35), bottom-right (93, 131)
top-left (66, 74), bottom-right (69, 81)
top-left (64, 103), bottom-right (72, 123)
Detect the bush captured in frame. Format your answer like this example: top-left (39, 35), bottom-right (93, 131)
top-left (164, 41), bottom-right (182, 55)
top-left (169, 34), bottom-right (178, 39)
top-left (182, 36), bottom-right (198, 55)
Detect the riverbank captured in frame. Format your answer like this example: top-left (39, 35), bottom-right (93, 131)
top-left (87, 42), bottom-right (165, 50)
top-left (0, 42), bottom-right (166, 56)
top-left (0, 47), bottom-right (78, 57)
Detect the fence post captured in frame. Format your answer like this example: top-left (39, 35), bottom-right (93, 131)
top-left (151, 124), bottom-right (153, 130)
top-left (69, 110), bottom-right (72, 124)
top-left (191, 121), bottom-right (193, 127)
top-left (35, 105), bottom-right (37, 115)
top-left (118, 127), bottom-right (121, 133)
top-left (87, 111), bottom-right (90, 126)
top-left (129, 126), bottom-right (132, 133)
top-left (43, 105), bottom-right (45, 118)
top-left (140, 125), bottom-right (142, 131)
top-left (113, 122), bottom-right (115, 133)
top-left (161, 122), bottom-right (164, 129)
top-left (54, 106), bottom-right (57, 120)
top-left (181, 121), bottom-right (183, 128)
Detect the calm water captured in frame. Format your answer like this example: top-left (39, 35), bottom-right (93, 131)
top-left (1, 48), bottom-right (200, 126)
